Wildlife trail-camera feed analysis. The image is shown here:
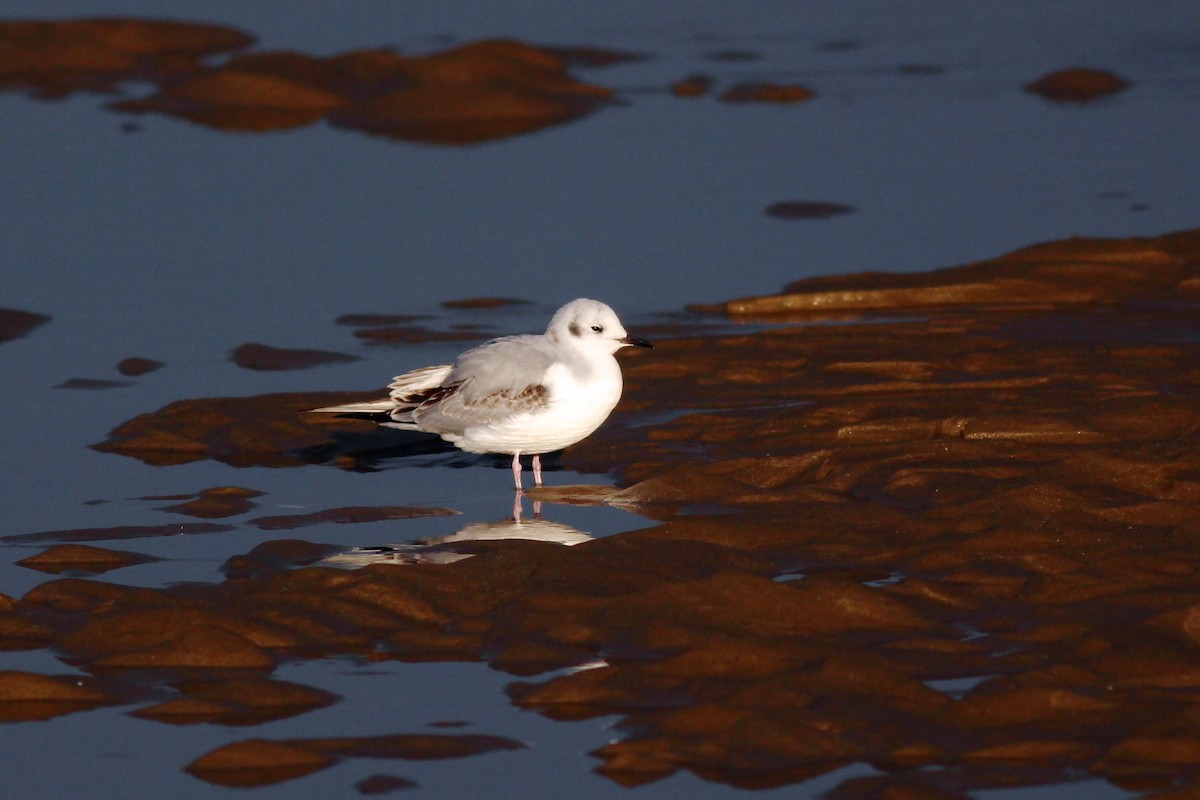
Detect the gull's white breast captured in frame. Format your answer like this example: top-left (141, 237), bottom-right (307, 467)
top-left (455, 358), bottom-right (623, 456)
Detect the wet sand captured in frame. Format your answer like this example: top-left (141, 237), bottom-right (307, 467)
top-left (0, 19), bottom-right (615, 144)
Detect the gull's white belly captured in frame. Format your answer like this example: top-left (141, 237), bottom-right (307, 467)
top-left (452, 362), bottom-right (623, 455)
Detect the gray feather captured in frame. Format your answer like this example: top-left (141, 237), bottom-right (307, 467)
top-left (403, 335), bottom-right (557, 433)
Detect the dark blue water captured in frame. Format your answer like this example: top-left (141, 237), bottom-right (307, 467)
top-left (2, 2), bottom-right (1196, 797)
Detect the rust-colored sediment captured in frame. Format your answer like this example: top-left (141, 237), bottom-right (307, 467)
top-left (0, 17), bottom-right (839, 150)
top-left (0, 19), bottom-right (614, 144)
top-left (766, 201), bottom-right (856, 220)
top-left (12, 228), bottom-right (1200, 795)
top-left (1024, 68), bottom-right (1130, 102)
top-left (335, 313), bottom-right (430, 327)
top-left (353, 325), bottom-right (491, 346)
top-left (158, 486), bottom-right (264, 519)
top-left (15, 544), bottom-right (161, 575)
top-left (130, 677), bottom-right (338, 726)
top-left (55, 378), bottom-right (130, 390)
top-left (356, 773), bottom-right (418, 794)
top-left (671, 74), bottom-right (714, 98)
top-left (90, 392), bottom-right (380, 468)
top-left (0, 671), bottom-right (111, 722)
top-left (228, 343), bottom-right (360, 372)
top-left (0, 18), bottom-right (252, 97)
top-left (0, 307), bottom-right (50, 343)
top-left (186, 733), bottom-right (523, 787)
top-left (116, 356), bottom-right (164, 376)
top-left (719, 83), bottom-right (815, 103)
top-left (440, 297), bottom-right (531, 310)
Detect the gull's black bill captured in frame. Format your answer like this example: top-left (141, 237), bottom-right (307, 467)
top-left (620, 335), bottom-right (654, 349)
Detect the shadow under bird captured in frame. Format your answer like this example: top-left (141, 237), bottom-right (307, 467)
top-left (310, 298), bottom-right (653, 489)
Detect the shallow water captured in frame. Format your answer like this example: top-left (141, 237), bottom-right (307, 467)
top-left (2, 2), bottom-right (1199, 797)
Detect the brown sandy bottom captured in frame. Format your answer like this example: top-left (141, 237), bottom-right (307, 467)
top-left (0, 18), bottom-right (1116, 150)
top-left (6, 228), bottom-right (1200, 795)
top-left (0, 18), bottom-right (817, 147)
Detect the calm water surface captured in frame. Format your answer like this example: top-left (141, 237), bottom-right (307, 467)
top-left (1, 2), bottom-right (1197, 797)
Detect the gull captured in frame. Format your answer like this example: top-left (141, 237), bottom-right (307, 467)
top-left (310, 298), bottom-right (652, 489)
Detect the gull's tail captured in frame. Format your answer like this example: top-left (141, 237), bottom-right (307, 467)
top-left (308, 364), bottom-right (454, 427)
top-left (309, 398), bottom-right (396, 415)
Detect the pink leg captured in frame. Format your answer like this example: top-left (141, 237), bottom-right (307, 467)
top-left (511, 453), bottom-right (523, 491)
top-left (532, 454), bottom-right (543, 487)
top-left (512, 490), bottom-right (524, 521)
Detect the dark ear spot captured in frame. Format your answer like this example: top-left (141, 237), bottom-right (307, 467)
top-left (568, 322), bottom-right (582, 337)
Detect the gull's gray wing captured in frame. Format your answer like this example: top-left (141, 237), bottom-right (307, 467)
top-left (387, 365), bottom-right (453, 403)
top-left (447, 334), bottom-right (559, 394)
top-left (411, 335), bottom-right (557, 432)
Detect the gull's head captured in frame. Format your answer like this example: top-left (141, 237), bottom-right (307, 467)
top-left (547, 298), bottom-right (653, 355)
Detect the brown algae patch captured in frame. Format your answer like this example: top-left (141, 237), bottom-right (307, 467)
top-left (187, 732), bottom-right (523, 788)
top-left (440, 297), bottom-right (531, 310)
top-left (0, 18), bottom-right (252, 97)
top-left (353, 325), bottom-right (491, 345)
top-left (334, 313), bottom-right (430, 327)
top-left (16, 544), bottom-right (161, 575)
top-left (671, 74), bottom-right (714, 98)
top-left (0, 307), bottom-right (50, 343)
top-left (0, 671), bottom-right (112, 722)
top-left (1024, 68), bottom-right (1130, 102)
top-left (228, 343), bottom-right (360, 371)
top-left (356, 774), bottom-right (418, 793)
top-left (1, 21), bottom-right (613, 144)
top-left (713, 231), bottom-right (1192, 316)
top-left (157, 487), bottom-right (264, 519)
top-left (718, 83), bottom-right (815, 103)
top-left (116, 357), bottom-right (164, 376)
top-left (130, 677), bottom-right (338, 726)
top-left (55, 378), bottom-right (131, 390)
top-left (91, 392), bottom-right (382, 468)
top-left (765, 201), bottom-right (856, 220)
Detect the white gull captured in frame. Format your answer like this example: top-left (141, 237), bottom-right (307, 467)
top-left (310, 298), bottom-right (652, 489)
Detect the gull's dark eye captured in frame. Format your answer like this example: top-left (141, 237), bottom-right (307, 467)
top-left (591, 325), bottom-right (603, 333)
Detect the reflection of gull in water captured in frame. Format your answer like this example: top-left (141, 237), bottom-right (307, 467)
top-left (320, 503), bottom-right (590, 569)
top-left (320, 545), bottom-right (472, 568)
top-left (439, 517), bottom-right (591, 546)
